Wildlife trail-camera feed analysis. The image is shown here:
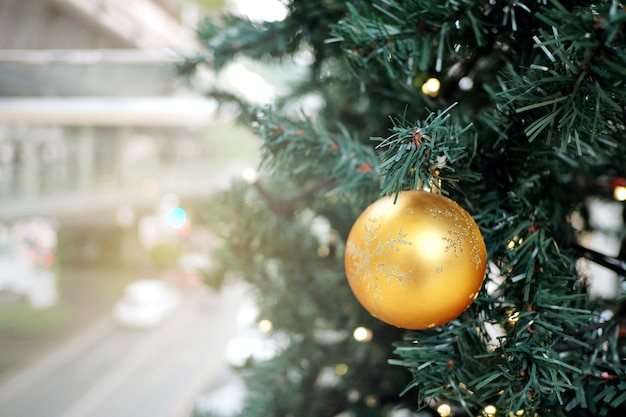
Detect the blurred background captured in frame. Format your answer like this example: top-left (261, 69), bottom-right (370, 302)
top-left (0, 1), bottom-right (285, 416)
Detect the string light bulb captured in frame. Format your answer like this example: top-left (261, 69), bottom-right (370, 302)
top-left (507, 236), bottom-right (524, 250)
top-left (507, 310), bottom-right (520, 324)
top-left (364, 395), bottom-right (378, 407)
top-left (353, 326), bottom-right (373, 342)
top-left (483, 404), bottom-right (497, 416)
top-left (334, 363), bottom-right (348, 375)
top-left (258, 319), bottom-right (273, 332)
top-left (242, 167), bottom-right (258, 184)
top-left (317, 245), bottom-right (330, 257)
top-left (422, 77), bottom-right (441, 97)
top-left (437, 403), bottom-right (452, 417)
top-left (614, 185), bottom-right (626, 201)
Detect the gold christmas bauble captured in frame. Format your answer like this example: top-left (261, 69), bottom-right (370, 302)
top-left (344, 190), bottom-right (486, 330)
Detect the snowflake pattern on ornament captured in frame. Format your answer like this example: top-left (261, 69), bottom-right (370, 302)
top-left (429, 205), bottom-right (484, 271)
top-left (346, 213), bottom-right (414, 299)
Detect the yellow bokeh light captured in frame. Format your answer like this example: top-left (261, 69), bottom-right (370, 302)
top-left (317, 245), bottom-right (330, 257)
top-left (258, 319), bottom-right (273, 332)
top-left (507, 236), bottom-right (524, 250)
top-left (242, 167), bottom-right (258, 184)
top-left (614, 185), bottom-right (626, 201)
top-left (353, 326), bottom-right (373, 342)
top-left (422, 77), bottom-right (441, 97)
top-left (364, 395), bottom-right (378, 407)
top-left (437, 403), bottom-right (452, 417)
top-left (334, 363), bottom-right (349, 375)
top-left (508, 310), bottom-right (520, 324)
top-left (484, 404), bottom-right (497, 416)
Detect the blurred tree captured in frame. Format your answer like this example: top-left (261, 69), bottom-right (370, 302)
top-left (179, 1), bottom-right (626, 416)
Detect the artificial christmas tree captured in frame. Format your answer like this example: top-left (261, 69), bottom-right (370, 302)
top-left (178, 1), bottom-right (626, 416)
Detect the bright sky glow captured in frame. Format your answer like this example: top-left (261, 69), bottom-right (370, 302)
top-left (225, 62), bottom-right (276, 104)
top-left (231, 0), bottom-right (288, 22)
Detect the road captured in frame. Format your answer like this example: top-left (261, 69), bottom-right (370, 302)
top-left (0, 285), bottom-right (247, 417)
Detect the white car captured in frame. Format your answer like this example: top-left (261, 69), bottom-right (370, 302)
top-left (113, 279), bottom-right (181, 329)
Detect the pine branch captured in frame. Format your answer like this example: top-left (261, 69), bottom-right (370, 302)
top-left (244, 107), bottom-right (380, 202)
top-left (252, 178), bottom-right (333, 217)
top-left (373, 103), bottom-right (481, 197)
top-left (496, 2), bottom-right (626, 154)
